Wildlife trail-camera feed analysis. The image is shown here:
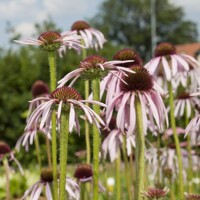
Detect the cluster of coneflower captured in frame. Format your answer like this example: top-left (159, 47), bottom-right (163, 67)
top-left (1, 20), bottom-right (200, 200)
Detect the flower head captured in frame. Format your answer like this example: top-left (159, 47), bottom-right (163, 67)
top-left (25, 86), bottom-right (106, 137)
top-left (22, 168), bottom-right (80, 200)
top-left (0, 141), bottom-right (23, 174)
top-left (106, 65), bottom-right (168, 134)
top-left (14, 31), bottom-right (83, 52)
top-left (184, 193), bottom-right (200, 200)
top-left (113, 48), bottom-right (143, 67)
top-left (144, 42), bottom-right (198, 84)
top-left (58, 55), bottom-right (134, 87)
top-left (74, 164), bottom-right (93, 182)
top-left (31, 80), bottom-right (49, 98)
top-left (71, 20), bottom-right (106, 50)
top-left (141, 187), bottom-right (169, 199)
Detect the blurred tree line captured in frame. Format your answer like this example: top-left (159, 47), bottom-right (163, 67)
top-left (0, 0), bottom-right (199, 165)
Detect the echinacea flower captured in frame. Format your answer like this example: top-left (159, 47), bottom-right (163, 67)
top-left (71, 20), bottom-right (106, 50)
top-left (184, 193), bottom-right (200, 200)
top-left (174, 91), bottom-right (200, 118)
top-left (144, 42), bottom-right (195, 83)
top-left (22, 168), bottom-right (80, 200)
top-left (106, 65), bottom-right (168, 135)
top-left (15, 127), bottom-right (51, 151)
top-left (0, 141), bottom-right (23, 174)
top-left (185, 105), bottom-right (200, 136)
top-left (27, 80), bottom-right (49, 120)
top-left (74, 164), bottom-right (93, 183)
top-left (102, 129), bottom-right (135, 162)
top-left (58, 55), bottom-right (134, 88)
top-left (14, 31), bottom-right (83, 52)
top-left (141, 187), bottom-right (169, 199)
top-left (74, 164), bottom-right (105, 192)
top-left (100, 48), bottom-right (144, 104)
top-left (25, 86), bottom-right (106, 137)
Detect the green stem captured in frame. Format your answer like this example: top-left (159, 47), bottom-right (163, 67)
top-left (46, 137), bottom-right (52, 167)
top-left (168, 82), bottom-right (184, 200)
top-left (85, 80), bottom-right (91, 164)
top-left (91, 78), bottom-right (100, 200)
top-left (59, 111), bottom-right (69, 200)
top-left (81, 183), bottom-right (86, 200)
top-left (135, 97), bottom-right (145, 200)
top-left (122, 136), bottom-right (132, 200)
top-left (185, 109), bottom-right (193, 193)
top-left (48, 51), bottom-right (58, 200)
top-left (81, 46), bottom-right (91, 165)
top-left (115, 150), bottom-right (121, 200)
top-left (48, 51), bottom-right (57, 91)
top-left (157, 134), bottom-right (161, 184)
top-left (34, 134), bottom-right (41, 171)
top-left (3, 158), bottom-right (10, 200)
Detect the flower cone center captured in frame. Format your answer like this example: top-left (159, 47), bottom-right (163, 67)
top-left (71, 20), bottom-right (90, 31)
top-left (154, 42), bottom-right (176, 57)
top-left (38, 31), bottom-right (61, 45)
top-left (120, 65), bottom-right (153, 92)
top-left (74, 164), bottom-right (93, 180)
top-left (0, 142), bottom-right (11, 155)
top-left (32, 80), bottom-right (49, 98)
top-left (40, 168), bottom-right (54, 182)
top-left (113, 48), bottom-right (143, 67)
top-left (50, 87), bottom-right (82, 103)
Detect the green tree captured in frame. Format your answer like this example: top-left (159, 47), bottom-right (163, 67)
top-left (90, 0), bottom-right (198, 60)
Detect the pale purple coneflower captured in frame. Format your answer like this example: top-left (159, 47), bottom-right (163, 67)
top-left (0, 141), bottom-right (23, 174)
top-left (144, 42), bottom-right (194, 83)
top-left (74, 164), bottom-right (105, 192)
top-left (59, 20), bottom-right (106, 56)
top-left (106, 65), bottom-right (168, 135)
top-left (74, 164), bottom-right (93, 183)
top-left (102, 129), bottom-right (135, 162)
top-left (185, 104), bottom-right (200, 137)
top-left (100, 48), bottom-right (144, 104)
top-left (57, 55), bottom-right (134, 88)
top-left (15, 127), bottom-right (51, 151)
top-left (71, 20), bottom-right (106, 50)
top-left (14, 31), bottom-right (83, 52)
top-left (174, 91), bottom-right (200, 118)
top-left (141, 187), bottom-right (169, 199)
top-left (172, 56), bottom-right (200, 90)
top-left (25, 86), bottom-right (106, 137)
top-left (184, 193), bottom-right (200, 200)
top-left (27, 80), bottom-right (49, 121)
top-left (22, 168), bottom-right (80, 200)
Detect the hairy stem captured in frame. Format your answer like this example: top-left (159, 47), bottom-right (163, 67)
top-left (48, 51), bottom-right (58, 200)
top-left (168, 82), bottom-right (184, 200)
top-left (3, 158), bottom-right (10, 200)
top-left (59, 111), bottom-right (69, 200)
top-left (91, 78), bottom-right (100, 200)
top-left (135, 98), bottom-right (145, 200)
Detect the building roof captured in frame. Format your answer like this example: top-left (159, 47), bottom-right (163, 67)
top-left (176, 43), bottom-right (200, 57)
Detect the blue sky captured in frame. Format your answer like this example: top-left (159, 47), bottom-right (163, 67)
top-left (0, 0), bottom-right (199, 48)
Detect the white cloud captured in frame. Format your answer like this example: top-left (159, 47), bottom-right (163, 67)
top-left (15, 22), bottom-right (36, 37)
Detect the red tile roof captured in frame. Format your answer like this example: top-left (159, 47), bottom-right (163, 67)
top-left (176, 43), bottom-right (200, 57)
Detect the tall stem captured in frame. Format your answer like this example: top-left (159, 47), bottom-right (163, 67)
top-left (48, 51), bottom-right (58, 200)
top-left (85, 80), bottom-right (91, 164)
top-left (122, 136), bottom-right (132, 200)
top-left (81, 46), bottom-right (91, 165)
top-left (135, 97), bottom-right (145, 200)
top-left (168, 82), bottom-right (184, 200)
top-left (91, 78), bottom-right (100, 200)
top-left (59, 111), bottom-right (69, 200)
top-left (3, 158), bottom-right (10, 200)
top-left (34, 135), bottom-right (41, 171)
top-left (185, 108), bottom-right (193, 192)
top-left (115, 150), bottom-right (121, 200)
